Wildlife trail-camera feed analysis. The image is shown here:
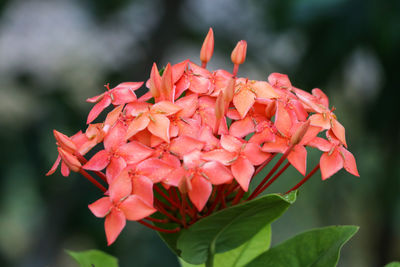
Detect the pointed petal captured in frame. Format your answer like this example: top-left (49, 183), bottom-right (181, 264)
top-left (148, 114), bottom-right (170, 143)
top-left (243, 143), bottom-right (270, 165)
top-left (164, 167), bottom-right (185, 187)
top-left (251, 81), bottom-right (279, 99)
top-left (175, 94), bottom-right (198, 118)
top-left (104, 122), bottom-right (126, 151)
top-left (118, 141), bottom-right (153, 165)
top-left (104, 105), bottom-right (124, 131)
top-left (126, 114), bottom-right (150, 140)
top-left (320, 149), bottom-right (344, 180)
top-left (268, 73), bottom-right (292, 89)
top-left (83, 150), bottom-right (110, 171)
top-left (275, 102), bottom-right (292, 137)
top-left (46, 155), bottom-right (61, 176)
top-left (309, 113), bottom-right (330, 130)
top-left (201, 161), bottom-right (233, 184)
top-left (233, 89), bottom-right (255, 119)
top-left (132, 175), bottom-right (154, 206)
top-left (151, 101), bottom-right (182, 116)
top-left (198, 126), bottom-right (219, 151)
top-left (126, 102), bottom-right (151, 117)
top-left (106, 157), bottom-right (127, 183)
top-left (172, 60), bottom-right (189, 83)
top-left (61, 161), bottom-right (70, 177)
top-left (138, 91), bottom-right (153, 101)
top-left (229, 117), bottom-right (255, 138)
top-left (111, 82), bottom-right (142, 105)
top-left (249, 128), bottom-right (275, 145)
top-left (287, 145), bottom-right (307, 175)
top-left (312, 88), bottom-right (329, 108)
top-left (169, 136), bottom-right (204, 157)
top-left (89, 197), bottom-right (112, 218)
top-left (220, 134), bottom-right (243, 152)
top-left (86, 93), bottom-right (105, 103)
top-left (338, 147), bottom-right (359, 177)
top-left (231, 157), bottom-right (254, 191)
top-left (331, 119), bottom-right (347, 147)
top-left (202, 149), bottom-right (236, 165)
top-left (261, 136), bottom-right (288, 154)
top-left (87, 96), bottom-right (112, 124)
top-left (182, 150), bottom-right (204, 169)
top-left (105, 209), bottom-right (126, 246)
top-left (109, 169), bottom-right (132, 202)
top-left (161, 152), bottom-right (181, 168)
top-left (307, 137), bottom-right (332, 152)
top-left (189, 76), bottom-right (211, 94)
top-left (188, 175), bottom-right (212, 211)
top-left (136, 158), bottom-right (174, 183)
top-left (119, 195), bottom-right (156, 221)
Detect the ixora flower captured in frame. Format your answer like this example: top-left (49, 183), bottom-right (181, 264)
top-left (47, 28), bottom-right (359, 249)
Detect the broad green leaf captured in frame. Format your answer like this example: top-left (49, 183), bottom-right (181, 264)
top-left (179, 224), bottom-right (271, 267)
top-left (177, 191), bottom-right (297, 264)
top-left (245, 225), bottom-right (359, 267)
top-left (66, 249), bottom-right (118, 267)
top-left (385, 262), bottom-right (400, 267)
top-left (156, 221), bottom-right (182, 256)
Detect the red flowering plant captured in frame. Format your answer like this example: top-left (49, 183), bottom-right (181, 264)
top-left (48, 28), bottom-right (360, 267)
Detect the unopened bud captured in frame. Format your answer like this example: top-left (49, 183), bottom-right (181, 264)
top-left (231, 40), bottom-right (247, 65)
top-left (161, 63), bottom-right (173, 101)
top-left (291, 121), bottom-right (311, 145)
top-left (200, 28), bottom-right (214, 67)
top-left (224, 78), bottom-right (235, 104)
top-left (58, 147), bottom-right (81, 172)
top-left (215, 91), bottom-right (225, 121)
top-left (149, 63), bottom-right (161, 98)
top-left (53, 130), bottom-right (77, 154)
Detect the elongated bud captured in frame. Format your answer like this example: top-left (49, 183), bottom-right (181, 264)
top-left (58, 147), bottom-right (81, 172)
top-left (149, 63), bottom-right (161, 98)
top-left (224, 78), bottom-right (235, 104)
top-left (291, 121), bottom-right (311, 145)
top-left (215, 91), bottom-right (225, 120)
top-left (161, 63), bottom-right (173, 101)
top-left (53, 130), bottom-right (77, 154)
top-left (200, 28), bottom-right (214, 68)
top-left (231, 40), bottom-right (247, 65)
top-left (178, 176), bottom-right (192, 194)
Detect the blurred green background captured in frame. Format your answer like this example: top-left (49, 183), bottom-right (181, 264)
top-left (0, 0), bottom-right (399, 266)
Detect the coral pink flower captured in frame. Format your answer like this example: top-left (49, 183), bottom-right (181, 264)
top-left (203, 135), bottom-right (270, 191)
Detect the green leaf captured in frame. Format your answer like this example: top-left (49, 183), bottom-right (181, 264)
top-left (177, 191), bottom-right (297, 264)
top-left (66, 249), bottom-right (119, 267)
top-left (245, 225), bottom-right (359, 267)
top-left (179, 224), bottom-right (271, 267)
top-left (385, 262), bottom-right (400, 267)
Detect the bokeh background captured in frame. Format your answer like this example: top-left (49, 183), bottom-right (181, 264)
top-left (0, 0), bottom-right (399, 266)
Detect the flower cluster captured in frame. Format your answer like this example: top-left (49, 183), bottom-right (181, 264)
top-left (47, 28), bottom-right (359, 245)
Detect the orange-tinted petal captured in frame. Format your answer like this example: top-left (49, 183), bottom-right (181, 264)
top-left (136, 158), bottom-right (174, 183)
top-left (169, 136), bottom-right (204, 158)
top-left (331, 119), bottom-right (347, 147)
top-left (175, 94), bottom-right (198, 118)
top-left (338, 147), bottom-right (359, 177)
top-left (132, 175), bottom-right (154, 206)
top-left (118, 141), bottom-right (153, 165)
top-left (126, 102), bottom-right (151, 117)
top-left (147, 114), bottom-right (170, 143)
top-left (119, 195), bottom-right (156, 221)
top-left (309, 113), bottom-right (330, 130)
top-left (151, 101), bottom-right (182, 116)
top-left (202, 149), bottom-right (237, 165)
top-left (46, 155), bottom-right (61, 176)
top-left (104, 122), bottom-right (126, 151)
top-left (109, 169), bottom-right (132, 203)
top-left (220, 134), bottom-right (243, 152)
top-left (89, 197), bottom-right (112, 218)
top-left (231, 156), bottom-right (254, 191)
top-left (87, 96), bottom-right (112, 124)
top-left (251, 81), bottom-right (279, 99)
top-left (126, 114), bottom-right (150, 140)
top-left (262, 136), bottom-right (288, 154)
top-left (243, 143), bottom-right (270, 165)
top-left (307, 137), bottom-right (332, 152)
top-left (233, 89), bottom-right (255, 119)
top-left (287, 144), bottom-right (307, 175)
top-left (105, 209), bottom-right (126, 246)
top-left (188, 175), bottom-right (212, 211)
top-left (201, 161), bottom-right (233, 184)
top-left (275, 102), bottom-right (292, 137)
top-left (106, 156), bottom-right (127, 183)
top-left (320, 149), bottom-right (343, 180)
top-left (229, 117), bottom-right (255, 138)
top-left (58, 148), bottom-right (81, 172)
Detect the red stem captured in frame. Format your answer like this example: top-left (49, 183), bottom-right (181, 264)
top-left (232, 189), bottom-right (245, 205)
top-left (76, 154), bottom-right (107, 183)
top-left (145, 217), bottom-right (170, 223)
top-left (138, 220), bottom-right (181, 233)
top-left (79, 169), bottom-right (106, 192)
top-left (154, 200), bottom-right (181, 224)
top-left (249, 145), bottom-right (295, 199)
top-left (249, 161), bottom-right (291, 200)
top-left (254, 153), bottom-right (277, 177)
top-left (180, 195), bottom-right (188, 228)
top-left (233, 64), bottom-right (239, 77)
top-left (286, 164), bottom-right (320, 194)
top-left (154, 186), bottom-right (180, 209)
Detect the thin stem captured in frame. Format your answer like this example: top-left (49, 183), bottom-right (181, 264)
top-left (154, 185), bottom-right (180, 209)
top-left (145, 217), bottom-right (170, 223)
top-left (180, 194), bottom-right (188, 228)
top-left (79, 169), bottom-right (106, 192)
top-left (154, 200), bottom-right (181, 224)
top-left (76, 154), bottom-right (107, 183)
top-left (249, 145), bottom-right (295, 199)
top-left (249, 161), bottom-right (291, 200)
top-left (286, 164), bottom-right (320, 194)
top-left (138, 220), bottom-right (180, 233)
top-left (232, 188), bottom-right (245, 205)
top-left (232, 64), bottom-right (239, 77)
top-left (254, 153), bottom-right (277, 177)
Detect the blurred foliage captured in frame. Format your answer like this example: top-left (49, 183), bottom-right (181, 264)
top-left (0, 0), bottom-right (399, 266)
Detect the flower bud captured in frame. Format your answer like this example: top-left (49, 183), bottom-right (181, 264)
top-left (200, 28), bottom-right (214, 67)
top-left (291, 121), bottom-right (311, 145)
top-left (161, 63), bottom-right (173, 101)
top-left (53, 130), bottom-right (77, 154)
top-left (149, 63), bottom-right (161, 98)
top-left (215, 91), bottom-right (225, 121)
top-left (223, 78), bottom-right (235, 104)
top-left (231, 40), bottom-right (247, 65)
top-left (58, 147), bottom-right (81, 172)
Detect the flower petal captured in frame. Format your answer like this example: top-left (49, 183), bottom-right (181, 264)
top-left (201, 161), bottom-right (233, 184)
top-left (46, 155), bottom-right (61, 176)
top-left (169, 136), bottom-right (204, 158)
top-left (231, 157), bottom-right (254, 191)
top-left (118, 141), bottom-right (153, 165)
top-left (274, 102), bottom-right (292, 137)
top-left (119, 195), bottom-right (156, 221)
top-left (338, 147), bottom-right (359, 177)
top-left (151, 101), bottom-right (182, 116)
top-left (175, 94), bottom-right (198, 118)
top-left (87, 96), bottom-right (112, 124)
top-left (307, 137), bottom-right (332, 152)
top-left (83, 150), bottom-right (110, 171)
top-left (262, 136), bottom-right (288, 154)
top-left (136, 158), bottom-right (174, 183)
top-left (233, 89), bottom-right (255, 119)
top-left (287, 145), bottom-right (307, 175)
top-left (229, 117), bottom-right (255, 138)
top-left (320, 149), bottom-right (344, 180)
top-left (132, 175), bottom-right (154, 206)
top-left (106, 157), bottom-right (127, 183)
top-left (331, 119), bottom-right (347, 147)
top-left (220, 134), bottom-right (243, 152)
top-left (202, 149), bottom-right (236, 165)
top-left (309, 113), bottom-right (330, 129)
top-left (105, 209), bottom-right (126, 246)
top-left (243, 143), bottom-right (270, 165)
top-left (109, 169), bottom-right (132, 203)
top-left (104, 122), bottom-right (126, 151)
top-left (126, 114), bottom-right (150, 139)
top-left (188, 175), bottom-right (212, 211)
top-left (251, 81), bottom-right (279, 99)
top-left (147, 114), bottom-right (170, 143)
top-left (88, 197), bottom-right (112, 218)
